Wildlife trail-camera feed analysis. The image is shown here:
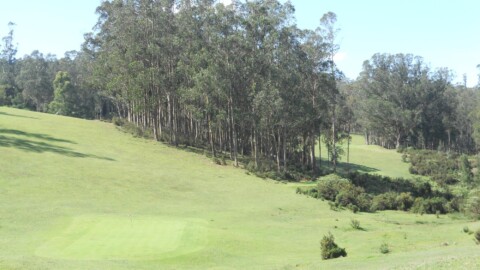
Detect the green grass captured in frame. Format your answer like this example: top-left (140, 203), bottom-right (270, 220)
top-left (320, 135), bottom-right (414, 178)
top-left (1, 107), bottom-right (480, 269)
top-left (36, 215), bottom-right (206, 260)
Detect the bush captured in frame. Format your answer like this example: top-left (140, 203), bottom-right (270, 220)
top-left (466, 190), bottom-right (480, 219)
top-left (112, 116), bottom-right (124, 126)
top-left (475, 229), bottom-right (480, 244)
top-left (411, 197), bottom-right (449, 214)
top-left (380, 242), bottom-right (390, 254)
top-left (298, 172), bottom-right (458, 214)
top-left (335, 185), bottom-right (366, 209)
top-left (317, 174), bottom-right (352, 201)
top-left (320, 233), bottom-right (347, 260)
top-left (371, 192), bottom-right (397, 211)
top-left (350, 219), bottom-right (361, 230)
top-left (407, 150), bottom-right (460, 186)
top-left (212, 157), bottom-right (226, 166)
top-left (395, 192), bottom-right (414, 211)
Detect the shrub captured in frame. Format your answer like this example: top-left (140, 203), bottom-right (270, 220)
top-left (466, 190), bottom-right (480, 219)
top-left (379, 242), bottom-right (390, 254)
top-left (320, 233), bottom-right (347, 260)
top-left (335, 185), bottom-right (365, 209)
top-left (371, 192), bottom-right (398, 211)
top-left (411, 197), bottom-right (448, 214)
top-left (348, 204), bottom-right (359, 213)
top-left (316, 174), bottom-right (352, 201)
top-left (355, 193), bottom-right (373, 212)
top-left (350, 219), bottom-right (361, 230)
top-left (413, 181), bottom-right (433, 198)
top-left (459, 155), bottom-right (473, 185)
top-left (213, 157), bottom-right (224, 165)
top-left (475, 229), bottom-right (480, 244)
top-left (112, 116), bottom-right (124, 126)
top-left (395, 192), bottom-right (414, 211)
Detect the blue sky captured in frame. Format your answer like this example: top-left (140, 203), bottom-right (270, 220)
top-left (1, 0), bottom-right (479, 86)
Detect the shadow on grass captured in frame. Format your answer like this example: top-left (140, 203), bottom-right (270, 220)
top-left (319, 158), bottom-right (379, 174)
top-left (0, 111), bottom-right (39, 119)
top-left (0, 131), bottom-right (115, 161)
top-left (0, 128), bottom-right (75, 144)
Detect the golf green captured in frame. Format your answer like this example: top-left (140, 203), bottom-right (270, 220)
top-left (36, 215), bottom-right (207, 260)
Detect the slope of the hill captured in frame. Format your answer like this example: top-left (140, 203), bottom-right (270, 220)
top-left (0, 107), bottom-right (479, 270)
top-left (319, 134), bottom-right (414, 179)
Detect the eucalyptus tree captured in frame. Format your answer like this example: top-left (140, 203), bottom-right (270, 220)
top-left (15, 51), bottom-right (54, 111)
top-left (358, 53), bottom-right (463, 151)
top-left (48, 71), bottom-right (77, 116)
top-left (318, 12), bottom-right (340, 171)
top-left (0, 22), bottom-right (18, 106)
top-left (82, 0), bottom-right (345, 175)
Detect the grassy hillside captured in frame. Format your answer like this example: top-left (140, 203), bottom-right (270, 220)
top-left (1, 106), bottom-right (479, 270)
top-left (320, 135), bottom-right (413, 179)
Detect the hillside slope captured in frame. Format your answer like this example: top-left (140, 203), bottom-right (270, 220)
top-left (320, 135), bottom-right (414, 178)
top-left (0, 107), bottom-right (479, 270)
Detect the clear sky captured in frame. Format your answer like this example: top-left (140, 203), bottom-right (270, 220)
top-left (1, 0), bottom-right (479, 86)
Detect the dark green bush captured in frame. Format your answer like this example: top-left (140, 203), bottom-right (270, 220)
top-left (320, 233), bottom-right (347, 260)
top-left (395, 192), bottom-right (414, 211)
top-left (335, 185), bottom-right (366, 209)
top-left (371, 192), bottom-right (397, 211)
top-left (298, 172), bottom-right (458, 214)
top-left (475, 229), bottom-right (480, 244)
top-left (213, 158), bottom-right (221, 165)
top-left (406, 149), bottom-right (460, 186)
top-left (411, 197), bottom-right (449, 214)
top-left (465, 190), bottom-right (480, 219)
top-left (317, 175), bottom-right (352, 201)
top-left (112, 116), bottom-right (124, 126)
top-left (380, 242), bottom-right (390, 254)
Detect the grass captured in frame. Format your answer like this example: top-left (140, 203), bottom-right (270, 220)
top-left (319, 135), bottom-right (414, 178)
top-left (1, 106), bottom-right (480, 269)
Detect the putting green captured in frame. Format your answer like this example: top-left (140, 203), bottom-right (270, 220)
top-left (35, 215), bottom-right (207, 260)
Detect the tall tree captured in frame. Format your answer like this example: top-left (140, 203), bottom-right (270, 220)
top-left (0, 22), bottom-right (18, 106)
top-left (16, 51), bottom-right (54, 111)
top-left (48, 71), bottom-right (77, 116)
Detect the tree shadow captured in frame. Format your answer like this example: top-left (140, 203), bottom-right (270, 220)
top-left (0, 132), bottom-right (114, 161)
top-left (0, 111), bottom-right (39, 119)
top-left (319, 158), bottom-right (380, 174)
top-left (0, 129), bottom-right (76, 144)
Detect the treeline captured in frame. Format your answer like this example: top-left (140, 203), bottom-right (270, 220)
top-left (0, 23), bottom-right (101, 119)
top-left (83, 0), bottom-right (346, 174)
top-left (1, 0), bottom-right (480, 176)
top-left (0, 0), bottom-right (346, 175)
top-left (351, 53), bottom-right (479, 153)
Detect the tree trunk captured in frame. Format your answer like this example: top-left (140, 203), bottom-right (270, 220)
top-left (332, 105), bottom-right (337, 172)
top-left (311, 133), bottom-right (316, 176)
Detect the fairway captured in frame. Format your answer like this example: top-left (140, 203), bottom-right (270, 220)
top-left (320, 135), bottom-right (413, 178)
top-left (1, 106), bottom-right (480, 270)
top-left (36, 215), bottom-right (206, 260)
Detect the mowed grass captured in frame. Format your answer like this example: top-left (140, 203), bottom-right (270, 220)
top-left (320, 135), bottom-right (413, 178)
top-left (36, 215), bottom-right (206, 260)
top-left (1, 106), bottom-right (480, 270)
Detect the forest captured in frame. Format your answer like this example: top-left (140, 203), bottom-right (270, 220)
top-left (1, 0), bottom-right (480, 177)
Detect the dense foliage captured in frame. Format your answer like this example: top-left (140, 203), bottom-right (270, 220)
top-left (320, 232), bottom-right (347, 260)
top-left (298, 173), bottom-right (458, 214)
top-left (354, 53), bottom-right (478, 153)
